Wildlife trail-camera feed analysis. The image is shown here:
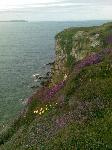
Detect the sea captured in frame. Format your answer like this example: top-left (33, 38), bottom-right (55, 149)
top-left (0, 20), bottom-right (109, 127)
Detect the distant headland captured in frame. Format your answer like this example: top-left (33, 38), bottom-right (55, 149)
top-left (0, 20), bottom-right (28, 22)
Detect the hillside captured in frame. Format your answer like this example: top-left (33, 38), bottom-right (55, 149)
top-left (0, 22), bottom-right (112, 150)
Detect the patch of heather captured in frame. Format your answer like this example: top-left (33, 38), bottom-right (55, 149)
top-left (27, 81), bottom-right (65, 105)
top-left (75, 48), bottom-right (112, 73)
top-left (106, 34), bottom-right (112, 45)
top-left (45, 81), bottom-right (65, 100)
top-left (75, 53), bottom-right (103, 73)
top-left (55, 112), bottom-right (74, 128)
top-left (101, 48), bottom-right (112, 54)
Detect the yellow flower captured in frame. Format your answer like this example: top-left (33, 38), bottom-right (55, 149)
top-left (34, 110), bottom-right (39, 114)
top-left (42, 110), bottom-right (45, 114)
top-left (50, 105), bottom-right (52, 107)
top-left (40, 108), bottom-right (43, 111)
top-left (36, 110), bottom-right (38, 113)
top-left (46, 108), bottom-right (48, 110)
top-left (39, 112), bottom-right (42, 115)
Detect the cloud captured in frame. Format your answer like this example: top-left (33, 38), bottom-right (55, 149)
top-left (0, 0), bottom-right (111, 21)
top-left (0, 0), bottom-right (112, 11)
top-left (63, 0), bottom-right (112, 4)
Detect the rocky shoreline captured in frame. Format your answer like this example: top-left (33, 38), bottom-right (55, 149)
top-left (21, 61), bottom-right (55, 107)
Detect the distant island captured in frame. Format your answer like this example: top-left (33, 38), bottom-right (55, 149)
top-left (0, 20), bottom-right (28, 22)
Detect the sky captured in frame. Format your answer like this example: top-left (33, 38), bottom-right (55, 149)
top-left (0, 0), bottom-right (112, 21)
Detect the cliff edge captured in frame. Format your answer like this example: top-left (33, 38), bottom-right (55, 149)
top-left (0, 22), bottom-right (112, 150)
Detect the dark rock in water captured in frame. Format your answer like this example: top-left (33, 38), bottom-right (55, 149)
top-left (38, 76), bottom-right (44, 80)
top-left (40, 81), bottom-right (45, 86)
top-left (43, 76), bottom-right (51, 80)
top-left (46, 72), bottom-right (52, 76)
top-left (43, 77), bottom-right (48, 80)
top-left (31, 85), bottom-right (39, 89)
top-left (33, 74), bottom-right (40, 78)
top-left (33, 74), bottom-right (44, 80)
top-left (46, 61), bottom-right (55, 66)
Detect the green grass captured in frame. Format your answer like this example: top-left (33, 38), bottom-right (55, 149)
top-left (44, 109), bottom-right (112, 150)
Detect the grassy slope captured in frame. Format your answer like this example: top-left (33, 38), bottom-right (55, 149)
top-left (0, 22), bottom-right (112, 150)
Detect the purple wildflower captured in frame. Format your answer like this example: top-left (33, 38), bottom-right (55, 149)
top-left (106, 34), bottom-right (112, 45)
top-left (55, 113), bottom-right (73, 128)
top-left (45, 81), bottom-right (65, 100)
top-left (75, 48), bottom-right (112, 74)
top-left (75, 53), bottom-right (102, 72)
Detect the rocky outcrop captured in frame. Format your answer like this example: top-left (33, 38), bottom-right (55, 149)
top-left (52, 23), bottom-right (111, 83)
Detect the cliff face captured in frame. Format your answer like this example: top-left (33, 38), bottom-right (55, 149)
top-left (52, 23), bottom-right (111, 83)
top-left (0, 22), bottom-right (112, 150)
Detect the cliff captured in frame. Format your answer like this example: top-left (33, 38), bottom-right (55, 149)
top-left (0, 22), bottom-right (112, 150)
top-left (52, 22), bottom-right (112, 83)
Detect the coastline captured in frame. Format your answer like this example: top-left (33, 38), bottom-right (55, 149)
top-left (0, 22), bottom-right (112, 149)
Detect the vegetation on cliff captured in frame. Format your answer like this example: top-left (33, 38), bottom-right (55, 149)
top-left (0, 22), bottom-right (112, 150)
